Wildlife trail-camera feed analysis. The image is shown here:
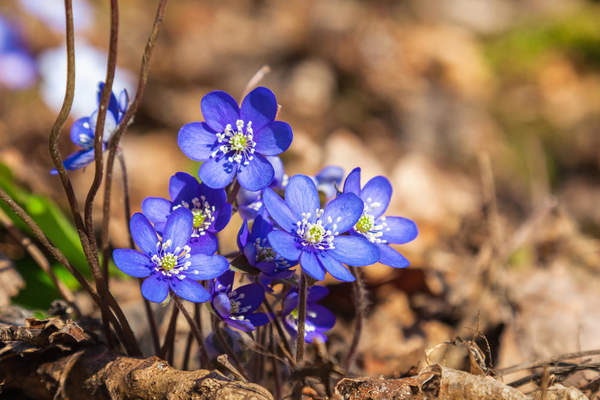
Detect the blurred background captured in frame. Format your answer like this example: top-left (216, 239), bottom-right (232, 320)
top-left (0, 0), bottom-right (599, 381)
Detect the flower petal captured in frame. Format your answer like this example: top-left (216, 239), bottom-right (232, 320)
top-left (231, 283), bottom-right (265, 314)
top-left (237, 154), bottom-right (274, 191)
top-left (212, 292), bottom-right (231, 318)
top-left (263, 188), bottom-right (298, 232)
top-left (254, 121), bottom-right (292, 156)
top-left (187, 253), bottom-right (229, 280)
top-left (112, 249), bottom-right (152, 278)
top-left (70, 117), bottom-right (93, 146)
top-left (177, 122), bottom-right (217, 161)
top-left (329, 236), bottom-right (379, 266)
top-left (268, 230), bottom-right (302, 261)
top-left (360, 176), bottom-right (392, 218)
top-left (300, 251), bottom-right (325, 281)
top-left (162, 207), bottom-right (193, 250)
top-left (377, 243), bottom-right (410, 268)
top-left (170, 278), bottom-right (210, 303)
top-left (240, 86), bottom-right (277, 132)
top-left (130, 213), bottom-right (159, 255)
top-left (141, 274), bottom-right (169, 303)
top-left (201, 91), bottom-right (240, 132)
top-left (343, 167), bottom-right (361, 195)
top-left (308, 286), bottom-right (329, 302)
top-left (317, 252), bottom-right (355, 282)
top-left (89, 108), bottom-right (118, 142)
top-left (307, 304), bottom-right (336, 330)
top-left (285, 174), bottom-right (320, 217)
top-left (247, 313), bottom-right (269, 327)
top-left (198, 157), bottom-right (237, 189)
top-left (322, 193), bottom-right (363, 233)
top-left (169, 172), bottom-right (201, 204)
top-left (268, 156), bottom-right (286, 188)
top-left (141, 197), bottom-right (172, 225)
top-left (58, 147), bottom-right (96, 172)
top-left (380, 216), bottom-right (418, 244)
top-left (215, 270), bottom-right (235, 292)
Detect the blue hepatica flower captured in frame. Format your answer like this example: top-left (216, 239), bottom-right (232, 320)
top-left (210, 270), bottom-right (269, 332)
top-left (51, 82), bottom-right (128, 174)
top-left (113, 208), bottom-right (229, 303)
top-left (343, 167), bottom-right (418, 268)
top-left (0, 16), bottom-right (36, 90)
top-left (282, 285), bottom-right (335, 343)
top-left (263, 174), bottom-right (379, 282)
top-left (178, 87), bottom-right (293, 191)
top-left (237, 215), bottom-right (296, 286)
top-left (313, 165), bottom-right (344, 201)
top-left (142, 172), bottom-right (232, 256)
top-left (237, 156), bottom-right (286, 221)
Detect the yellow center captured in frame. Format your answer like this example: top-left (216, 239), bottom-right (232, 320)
top-left (230, 133), bottom-right (247, 151)
top-left (192, 209), bottom-right (206, 229)
top-left (305, 224), bottom-right (325, 243)
top-left (161, 254), bottom-right (177, 271)
top-left (355, 214), bottom-right (374, 233)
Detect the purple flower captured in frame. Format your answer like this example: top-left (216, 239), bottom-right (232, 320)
top-left (313, 165), bottom-right (344, 201)
top-left (113, 208), bottom-right (229, 303)
top-left (237, 156), bottom-right (286, 221)
top-left (342, 167), bottom-right (418, 268)
top-left (263, 174), bottom-right (379, 282)
top-left (0, 16), bottom-right (36, 90)
top-left (282, 285), bottom-right (335, 343)
top-left (237, 215), bottom-right (296, 286)
top-left (51, 82), bottom-right (128, 174)
top-left (210, 270), bottom-right (269, 332)
top-left (178, 87), bottom-right (293, 191)
top-left (142, 172), bottom-right (231, 256)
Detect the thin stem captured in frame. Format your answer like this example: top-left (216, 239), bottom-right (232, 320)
top-left (102, 0), bottom-right (169, 202)
top-left (160, 303), bottom-right (179, 362)
top-left (84, 0), bottom-right (119, 243)
top-left (344, 266), bottom-right (366, 373)
top-left (0, 208), bottom-right (80, 317)
top-left (263, 300), bottom-right (294, 361)
top-left (172, 296), bottom-right (210, 368)
top-left (296, 273), bottom-right (308, 364)
top-left (212, 318), bottom-right (250, 381)
top-left (270, 325), bottom-right (282, 400)
top-left (181, 330), bottom-right (194, 370)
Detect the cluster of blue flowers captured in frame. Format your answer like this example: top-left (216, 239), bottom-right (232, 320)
top-left (61, 85), bottom-right (418, 343)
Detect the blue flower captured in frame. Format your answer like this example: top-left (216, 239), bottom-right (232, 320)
top-left (210, 270), bottom-right (269, 332)
top-left (178, 87), bottom-right (293, 191)
top-left (0, 16), bottom-right (36, 90)
top-left (236, 156), bottom-right (287, 221)
top-left (142, 172), bottom-right (232, 256)
top-left (237, 215), bottom-right (296, 287)
top-left (51, 82), bottom-right (128, 174)
top-left (112, 208), bottom-right (229, 303)
top-left (342, 167), bottom-right (418, 268)
top-left (263, 174), bottom-right (379, 282)
top-left (282, 285), bottom-right (335, 343)
top-left (313, 165), bottom-right (344, 201)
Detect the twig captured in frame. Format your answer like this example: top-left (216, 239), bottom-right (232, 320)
top-left (497, 349), bottom-right (600, 376)
top-left (172, 296), bottom-right (210, 368)
top-left (344, 266), bottom-right (366, 373)
top-left (263, 299), bottom-right (293, 360)
top-left (0, 208), bottom-right (80, 317)
top-left (241, 65), bottom-right (271, 99)
top-left (270, 325), bottom-right (282, 400)
top-left (212, 317), bottom-right (250, 381)
top-left (296, 273), bottom-right (308, 364)
top-left (160, 303), bottom-right (179, 362)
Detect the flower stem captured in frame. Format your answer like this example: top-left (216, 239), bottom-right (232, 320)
top-left (296, 272), bottom-right (308, 363)
top-left (172, 296), bottom-right (209, 368)
top-left (160, 303), bottom-right (179, 362)
top-left (263, 299), bottom-right (293, 358)
top-left (212, 317), bottom-right (250, 380)
top-left (270, 325), bottom-right (282, 400)
top-left (344, 266), bottom-right (366, 373)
